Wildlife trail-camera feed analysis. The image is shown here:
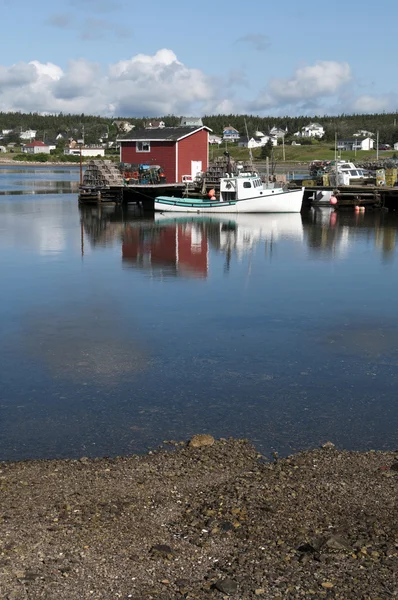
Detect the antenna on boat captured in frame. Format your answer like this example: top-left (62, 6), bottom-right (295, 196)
top-left (244, 118), bottom-right (254, 172)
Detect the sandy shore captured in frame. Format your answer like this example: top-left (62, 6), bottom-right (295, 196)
top-left (0, 437), bottom-right (396, 599)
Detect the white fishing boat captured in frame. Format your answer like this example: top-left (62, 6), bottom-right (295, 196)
top-left (312, 162), bottom-right (372, 206)
top-left (155, 172), bottom-right (304, 214)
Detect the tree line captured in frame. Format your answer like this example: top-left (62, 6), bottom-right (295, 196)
top-left (1, 111), bottom-right (398, 145)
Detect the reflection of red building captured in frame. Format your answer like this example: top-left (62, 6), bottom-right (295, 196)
top-left (122, 223), bottom-right (208, 278)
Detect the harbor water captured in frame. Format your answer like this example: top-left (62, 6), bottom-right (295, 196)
top-left (1, 165), bottom-right (398, 461)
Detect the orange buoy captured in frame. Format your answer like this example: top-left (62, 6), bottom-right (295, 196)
top-left (208, 189), bottom-right (216, 199)
top-left (330, 196), bottom-right (337, 205)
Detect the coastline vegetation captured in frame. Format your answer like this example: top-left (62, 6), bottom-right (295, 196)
top-left (1, 110), bottom-right (397, 166)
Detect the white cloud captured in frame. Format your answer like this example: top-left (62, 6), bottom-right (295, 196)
top-left (351, 94), bottom-right (398, 113)
top-left (0, 50), bottom-right (223, 116)
top-left (250, 60), bottom-right (352, 113)
top-left (270, 60), bottom-right (352, 101)
top-left (0, 53), bottom-right (395, 118)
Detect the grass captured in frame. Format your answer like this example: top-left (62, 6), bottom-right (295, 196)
top-left (209, 143), bottom-right (397, 164)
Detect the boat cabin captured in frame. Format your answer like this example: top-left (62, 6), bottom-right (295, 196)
top-left (328, 162), bottom-right (370, 186)
top-left (220, 173), bottom-right (266, 202)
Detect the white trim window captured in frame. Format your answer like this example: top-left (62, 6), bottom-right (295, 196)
top-left (136, 141), bottom-right (150, 152)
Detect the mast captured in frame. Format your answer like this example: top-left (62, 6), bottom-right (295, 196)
top-left (244, 118), bottom-right (254, 171)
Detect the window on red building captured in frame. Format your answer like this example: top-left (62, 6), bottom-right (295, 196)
top-left (136, 141), bottom-right (150, 152)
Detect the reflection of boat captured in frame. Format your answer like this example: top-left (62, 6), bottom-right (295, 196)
top-left (155, 172), bottom-right (304, 213)
top-left (155, 213), bottom-right (304, 241)
top-left (154, 214), bottom-right (304, 260)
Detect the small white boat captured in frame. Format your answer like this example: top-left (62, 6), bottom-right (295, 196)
top-left (155, 172), bottom-right (304, 213)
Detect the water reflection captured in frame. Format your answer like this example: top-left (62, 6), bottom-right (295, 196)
top-left (0, 165), bottom-right (80, 194)
top-left (80, 206), bottom-right (305, 277)
top-left (2, 171), bottom-right (398, 461)
top-left (302, 207), bottom-right (398, 261)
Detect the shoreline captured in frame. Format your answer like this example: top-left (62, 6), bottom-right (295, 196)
top-left (0, 436), bottom-right (396, 599)
top-left (0, 159), bottom-right (81, 167)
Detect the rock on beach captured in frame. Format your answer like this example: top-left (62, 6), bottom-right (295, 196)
top-left (0, 438), bottom-right (397, 599)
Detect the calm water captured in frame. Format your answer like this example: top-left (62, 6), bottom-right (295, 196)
top-left (1, 166), bottom-right (398, 461)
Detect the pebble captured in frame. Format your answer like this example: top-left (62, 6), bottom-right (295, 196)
top-left (213, 578), bottom-right (238, 595)
top-left (189, 434), bottom-right (215, 448)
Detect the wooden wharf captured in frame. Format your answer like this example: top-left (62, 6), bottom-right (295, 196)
top-left (297, 183), bottom-right (398, 210)
top-left (78, 159), bottom-right (398, 212)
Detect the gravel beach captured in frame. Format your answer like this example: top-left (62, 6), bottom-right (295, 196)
top-left (0, 437), bottom-right (397, 599)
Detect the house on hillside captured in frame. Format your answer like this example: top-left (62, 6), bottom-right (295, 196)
top-left (298, 122), bottom-right (325, 138)
top-left (269, 126), bottom-right (287, 139)
top-left (238, 136), bottom-right (263, 149)
top-left (337, 137), bottom-right (374, 151)
top-left (209, 134), bottom-right (222, 145)
top-left (144, 120), bottom-right (165, 129)
top-left (238, 135), bottom-right (277, 149)
top-left (46, 140), bottom-right (57, 152)
top-left (20, 129), bottom-right (37, 141)
top-left (113, 120), bottom-right (135, 133)
top-left (64, 145), bottom-right (105, 157)
top-left (180, 117), bottom-right (203, 127)
top-left (223, 126), bottom-right (240, 142)
top-left (353, 130), bottom-right (374, 138)
top-left (119, 125), bottom-right (211, 183)
top-left (22, 140), bottom-right (51, 154)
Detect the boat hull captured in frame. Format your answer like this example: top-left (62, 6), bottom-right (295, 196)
top-left (154, 188), bottom-right (304, 213)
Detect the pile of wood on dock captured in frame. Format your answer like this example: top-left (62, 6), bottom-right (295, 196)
top-left (82, 160), bottom-right (124, 188)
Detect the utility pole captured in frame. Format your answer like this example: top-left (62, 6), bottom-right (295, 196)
top-left (282, 134), bottom-right (285, 161)
top-left (376, 130), bottom-right (379, 161)
top-left (79, 144), bottom-right (83, 185)
top-left (334, 132), bottom-right (338, 185)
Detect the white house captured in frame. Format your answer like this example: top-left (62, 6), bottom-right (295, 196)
top-left (337, 137), bottom-right (374, 151)
top-left (223, 125), bottom-right (240, 142)
top-left (20, 129), bottom-right (37, 141)
top-left (270, 126), bottom-right (287, 138)
top-left (238, 135), bottom-right (277, 148)
top-left (64, 146), bottom-right (105, 157)
top-left (394, 142), bottom-right (398, 151)
top-left (353, 129), bottom-right (374, 138)
top-left (180, 117), bottom-right (203, 127)
top-left (22, 140), bottom-right (51, 154)
top-left (2, 129), bottom-right (12, 135)
top-left (299, 122), bottom-right (324, 138)
top-left (238, 136), bottom-right (264, 149)
top-left (113, 120), bottom-right (135, 133)
top-left (209, 134), bottom-right (222, 145)
top-left (144, 120), bottom-right (165, 129)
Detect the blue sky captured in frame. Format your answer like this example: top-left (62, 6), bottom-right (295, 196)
top-left (0, 0), bottom-right (397, 117)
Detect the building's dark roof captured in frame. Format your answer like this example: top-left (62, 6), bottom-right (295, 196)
top-left (24, 140), bottom-right (48, 147)
top-left (119, 126), bottom-right (211, 142)
top-left (338, 137), bottom-right (367, 143)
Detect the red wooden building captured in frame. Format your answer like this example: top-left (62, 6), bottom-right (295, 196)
top-left (119, 126), bottom-right (211, 184)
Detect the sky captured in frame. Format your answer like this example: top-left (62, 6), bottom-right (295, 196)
top-left (0, 0), bottom-right (397, 118)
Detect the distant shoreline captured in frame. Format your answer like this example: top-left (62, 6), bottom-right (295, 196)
top-left (0, 159), bottom-right (81, 167)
